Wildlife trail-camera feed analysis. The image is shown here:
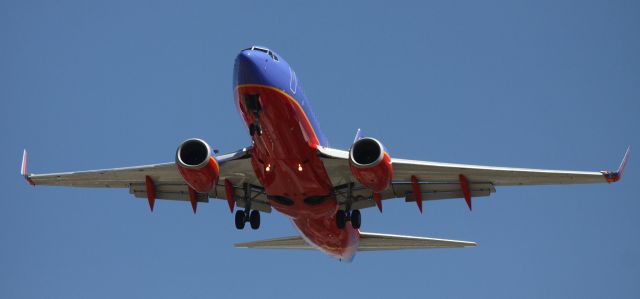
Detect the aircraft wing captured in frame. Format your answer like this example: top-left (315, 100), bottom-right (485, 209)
top-left (21, 148), bottom-right (272, 212)
top-left (319, 146), bottom-right (630, 211)
top-left (235, 232), bottom-right (476, 251)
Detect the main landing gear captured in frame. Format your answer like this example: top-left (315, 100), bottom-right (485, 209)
top-left (336, 209), bottom-right (361, 229)
top-left (235, 183), bottom-right (260, 230)
top-left (235, 209), bottom-right (260, 230)
top-left (336, 183), bottom-right (362, 229)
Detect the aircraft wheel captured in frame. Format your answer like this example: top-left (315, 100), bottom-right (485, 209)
top-left (336, 210), bottom-right (346, 229)
top-left (351, 210), bottom-right (361, 229)
top-left (235, 210), bottom-right (246, 230)
top-left (249, 210), bottom-right (260, 230)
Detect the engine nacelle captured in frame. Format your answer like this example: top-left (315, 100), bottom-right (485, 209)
top-left (348, 137), bottom-right (393, 192)
top-left (175, 138), bottom-right (219, 193)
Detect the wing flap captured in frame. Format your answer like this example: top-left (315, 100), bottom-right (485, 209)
top-left (393, 182), bottom-right (495, 202)
top-left (340, 182), bottom-right (495, 210)
top-left (130, 183), bottom-right (210, 203)
top-left (129, 182), bottom-right (272, 212)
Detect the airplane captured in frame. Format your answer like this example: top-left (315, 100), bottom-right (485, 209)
top-left (21, 46), bottom-right (630, 261)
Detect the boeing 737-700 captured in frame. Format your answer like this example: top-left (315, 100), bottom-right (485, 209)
top-left (21, 46), bottom-right (630, 260)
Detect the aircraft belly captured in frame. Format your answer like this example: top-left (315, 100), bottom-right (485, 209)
top-left (236, 84), bottom-right (358, 259)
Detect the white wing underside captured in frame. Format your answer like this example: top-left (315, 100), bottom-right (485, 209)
top-left (25, 147), bottom-right (273, 212)
top-left (235, 232), bottom-right (476, 251)
top-left (317, 146), bottom-right (623, 211)
top-left (23, 146), bottom-right (626, 213)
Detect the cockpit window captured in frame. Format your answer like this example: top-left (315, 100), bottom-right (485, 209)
top-left (269, 51), bottom-right (279, 61)
top-left (242, 46), bottom-right (278, 61)
top-left (253, 47), bottom-right (269, 54)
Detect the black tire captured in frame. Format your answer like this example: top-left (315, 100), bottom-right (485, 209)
top-left (351, 210), bottom-right (361, 229)
top-left (235, 210), bottom-right (245, 230)
top-left (336, 210), bottom-right (346, 229)
top-left (249, 210), bottom-right (260, 230)
top-left (249, 124), bottom-right (256, 136)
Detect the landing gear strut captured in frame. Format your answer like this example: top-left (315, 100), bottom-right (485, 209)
top-left (335, 209), bottom-right (361, 229)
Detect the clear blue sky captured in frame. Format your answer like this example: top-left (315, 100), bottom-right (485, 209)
top-left (1, 1), bottom-right (638, 298)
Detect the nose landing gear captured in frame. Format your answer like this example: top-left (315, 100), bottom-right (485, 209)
top-left (249, 123), bottom-right (262, 136)
top-left (244, 94), bottom-right (263, 137)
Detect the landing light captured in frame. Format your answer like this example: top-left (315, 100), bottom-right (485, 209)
top-left (265, 164), bottom-right (271, 172)
top-left (297, 164), bottom-right (303, 172)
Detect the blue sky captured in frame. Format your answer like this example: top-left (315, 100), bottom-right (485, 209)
top-left (1, 0), bottom-right (638, 298)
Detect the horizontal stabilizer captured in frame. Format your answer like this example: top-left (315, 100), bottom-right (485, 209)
top-left (357, 232), bottom-right (476, 251)
top-left (234, 232), bottom-right (476, 251)
top-left (235, 235), bottom-right (314, 250)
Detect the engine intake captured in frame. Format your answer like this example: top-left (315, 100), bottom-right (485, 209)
top-left (349, 137), bottom-right (393, 192)
top-left (175, 138), bottom-right (219, 193)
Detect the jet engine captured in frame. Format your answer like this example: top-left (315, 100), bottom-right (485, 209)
top-left (175, 138), bottom-right (219, 193)
top-left (348, 137), bottom-right (393, 192)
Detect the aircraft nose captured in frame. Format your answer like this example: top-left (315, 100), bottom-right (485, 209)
top-left (235, 50), bottom-right (266, 85)
top-left (236, 50), bottom-right (255, 68)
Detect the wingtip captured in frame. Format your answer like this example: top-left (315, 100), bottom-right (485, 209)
top-left (21, 149), bottom-right (35, 186)
top-left (602, 146), bottom-right (630, 183)
top-left (353, 128), bottom-right (363, 143)
top-left (20, 149), bottom-right (26, 176)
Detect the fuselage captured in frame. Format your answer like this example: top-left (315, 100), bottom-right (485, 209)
top-left (233, 47), bottom-right (358, 260)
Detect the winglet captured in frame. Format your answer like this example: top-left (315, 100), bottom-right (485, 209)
top-left (353, 128), bottom-right (363, 143)
top-left (21, 149), bottom-right (35, 186)
top-left (602, 146), bottom-right (630, 183)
